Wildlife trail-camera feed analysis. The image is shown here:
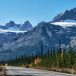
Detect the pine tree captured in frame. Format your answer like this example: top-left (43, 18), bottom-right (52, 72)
top-left (40, 44), bottom-right (44, 59)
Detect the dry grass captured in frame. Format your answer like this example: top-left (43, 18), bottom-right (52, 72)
top-left (0, 66), bottom-right (6, 76)
top-left (34, 66), bottom-right (76, 74)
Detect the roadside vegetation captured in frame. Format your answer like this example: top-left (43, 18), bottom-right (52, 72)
top-left (0, 43), bottom-right (76, 74)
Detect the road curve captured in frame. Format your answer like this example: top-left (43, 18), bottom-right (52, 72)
top-left (6, 66), bottom-right (76, 76)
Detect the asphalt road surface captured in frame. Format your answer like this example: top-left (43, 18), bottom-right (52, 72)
top-left (6, 66), bottom-right (76, 76)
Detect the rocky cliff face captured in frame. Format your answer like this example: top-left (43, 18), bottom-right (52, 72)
top-left (53, 8), bottom-right (76, 21)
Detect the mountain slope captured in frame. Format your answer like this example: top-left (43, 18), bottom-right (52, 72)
top-left (1, 8), bottom-right (76, 61)
top-left (0, 21), bottom-right (33, 45)
top-left (0, 22), bottom-right (74, 61)
top-left (53, 8), bottom-right (76, 21)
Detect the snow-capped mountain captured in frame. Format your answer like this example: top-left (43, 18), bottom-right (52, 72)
top-left (51, 8), bottom-right (76, 27)
top-left (0, 21), bottom-right (33, 46)
top-left (53, 8), bottom-right (76, 21)
top-left (1, 8), bottom-right (76, 61)
top-left (0, 21), bottom-right (33, 33)
top-left (0, 21), bottom-right (75, 61)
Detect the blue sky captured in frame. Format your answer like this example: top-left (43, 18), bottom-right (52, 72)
top-left (0, 0), bottom-right (76, 26)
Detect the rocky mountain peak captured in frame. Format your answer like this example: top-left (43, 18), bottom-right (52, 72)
top-left (20, 20), bottom-right (33, 31)
top-left (5, 21), bottom-right (16, 28)
top-left (53, 7), bottom-right (76, 21)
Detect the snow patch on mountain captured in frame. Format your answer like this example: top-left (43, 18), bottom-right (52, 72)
top-left (51, 20), bottom-right (76, 27)
top-left (8, 26), bottom-right (19, 31)
top-left (0, 29), bottom-right (26, 33)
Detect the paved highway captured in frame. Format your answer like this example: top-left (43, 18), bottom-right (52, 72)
top-left (6, 66), bottom-right (76, 76)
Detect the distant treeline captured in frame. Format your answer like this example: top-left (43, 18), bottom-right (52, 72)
top-left (0, 44), bottom-right (76, 70)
